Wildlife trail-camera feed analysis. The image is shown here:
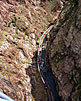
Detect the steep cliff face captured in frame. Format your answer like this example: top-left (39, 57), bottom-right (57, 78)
top-left (47, 0), bottom-right (81, 100)
top-left (0, 0), bottom-right (48, 101)
top-left (0, 0), bottom-right (63, 100)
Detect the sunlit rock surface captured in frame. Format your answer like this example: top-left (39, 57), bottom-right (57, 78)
top-left (0, 0), bottom-right (63, 100)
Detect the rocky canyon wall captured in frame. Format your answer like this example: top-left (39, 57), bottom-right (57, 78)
top-left (0, 0), bottom-right (51, 100)
top-left (0, 0), bottom-right (67, 100)
top-left (47, 0), bottom-right (81, 100)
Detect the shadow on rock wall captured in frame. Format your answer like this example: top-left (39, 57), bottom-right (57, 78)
top-left (25, 51), bottom-right (48, 101)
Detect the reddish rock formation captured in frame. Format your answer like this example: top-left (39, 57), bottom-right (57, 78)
top-left (47, 0), bottom-right (81, 100)
top-left (0, 0), bottom-right (63, 100)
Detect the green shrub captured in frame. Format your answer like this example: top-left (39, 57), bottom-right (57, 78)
top-left (13, 23), bottom-right (16, 27)
top-left (13, 14), bottom-right (17, 21)
top-left (25, 31), bottom-right (29, 36)
top-left (16, 28), bottom-right (18, 34)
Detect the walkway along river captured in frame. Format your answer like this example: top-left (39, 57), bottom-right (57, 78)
top-left (37, 25), bottom-right (60, 101)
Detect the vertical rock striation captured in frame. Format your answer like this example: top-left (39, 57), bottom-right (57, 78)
top-left (47, 0), bottom-right (81, 100)
top-left (0, 0), bottom-right (65, 100)
top-left (0, 0), bottom-right (51, 100)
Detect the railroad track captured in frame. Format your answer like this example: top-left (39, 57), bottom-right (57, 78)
top-left (37, 25), bottom-right (60, 101)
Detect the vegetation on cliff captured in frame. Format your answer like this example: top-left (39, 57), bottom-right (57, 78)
top-left (0, 0), bottom-right (63, 100)
top-left (47, 0), bottom-right (81, 100)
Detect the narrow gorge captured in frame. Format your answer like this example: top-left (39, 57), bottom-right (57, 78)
top-left (0, 0), bottom-right (81, 101)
